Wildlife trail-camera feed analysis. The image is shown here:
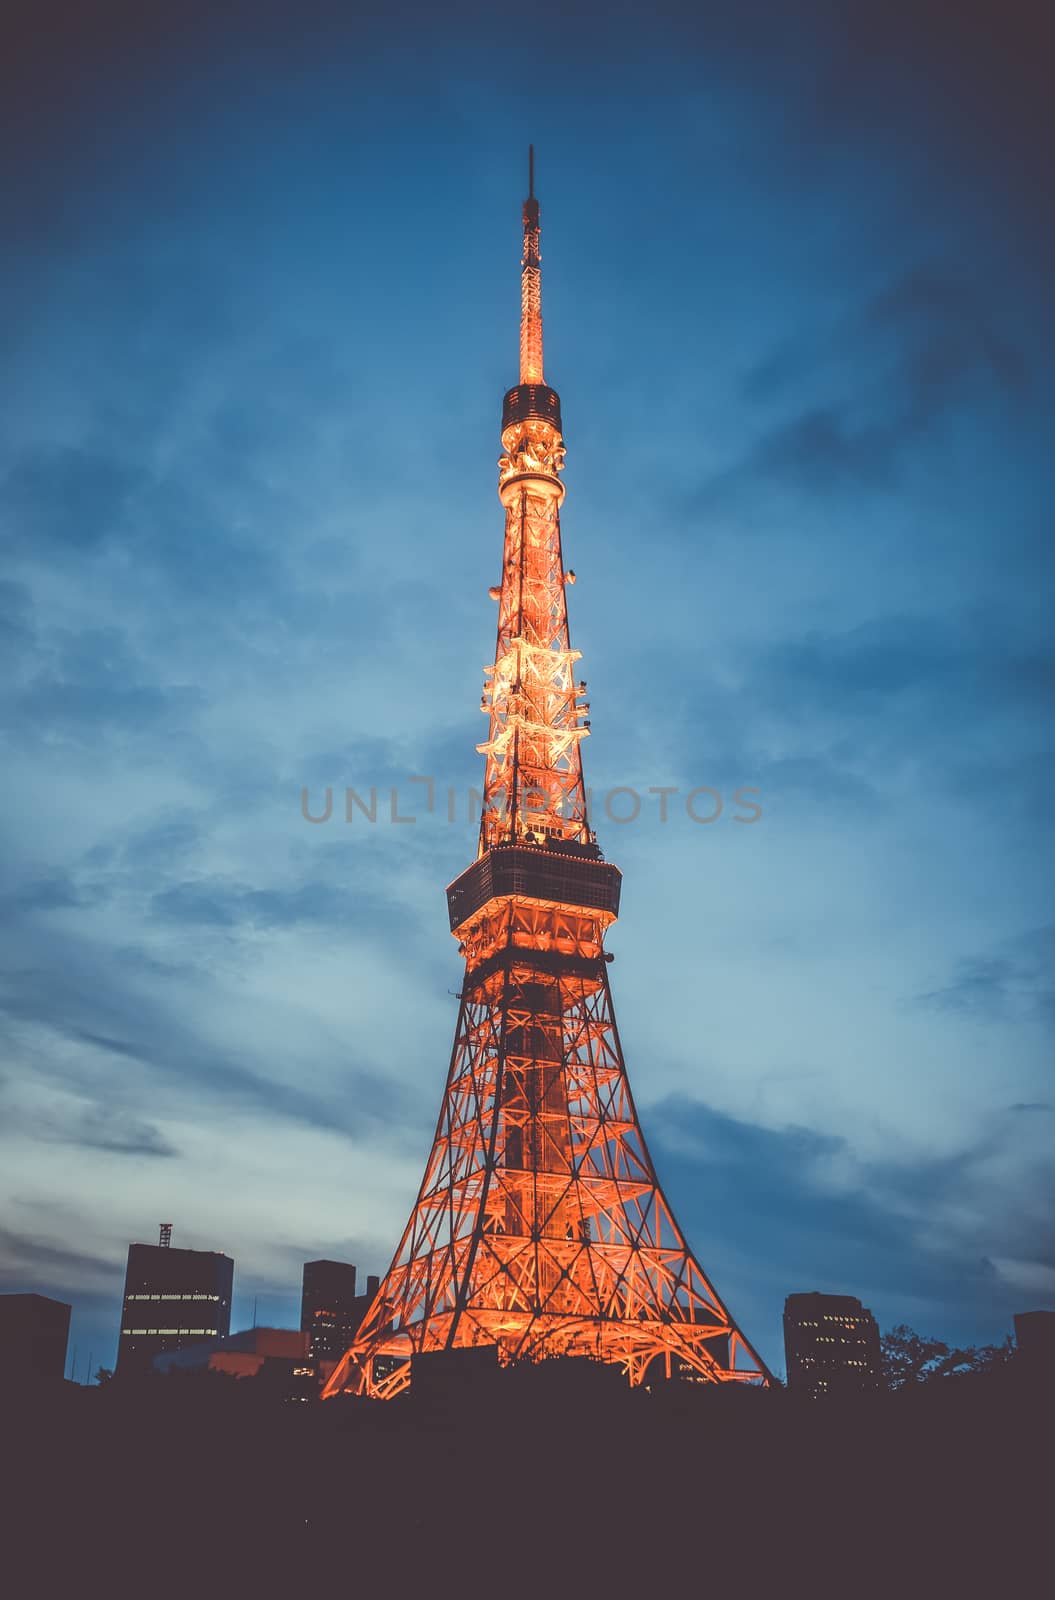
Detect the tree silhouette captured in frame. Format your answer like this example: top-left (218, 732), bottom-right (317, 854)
top-left (881, 1324), bottom-right (1014, 1389)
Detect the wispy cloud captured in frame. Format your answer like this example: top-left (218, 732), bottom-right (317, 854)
top-left (915, 927), bottom-right (1055, 1028)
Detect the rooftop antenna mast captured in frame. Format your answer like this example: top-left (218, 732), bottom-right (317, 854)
top-left (519, 143), bottom-right (543, 385)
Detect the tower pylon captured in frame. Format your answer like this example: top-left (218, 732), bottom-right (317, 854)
top-left (323, 156), bottom-right (770, 1400)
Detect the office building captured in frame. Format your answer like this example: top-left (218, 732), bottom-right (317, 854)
top-left (301, 1260), bottom-right (378, 1369)
top-left (784, 1291), bottom-right (882, 1397)
top-left (0, 1293), bottom-right (72, 1380)
top-left (116, 1227), bottom-right (233, 1377)
top-left (1014, 1310), bottom-right (1055, 1369)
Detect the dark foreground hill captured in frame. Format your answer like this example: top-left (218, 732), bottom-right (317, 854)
top-left (4, 1360), bottom-right (1045, 1596)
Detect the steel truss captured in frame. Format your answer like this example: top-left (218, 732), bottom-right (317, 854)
top-left (324, 938), bottom-right (768, 1398)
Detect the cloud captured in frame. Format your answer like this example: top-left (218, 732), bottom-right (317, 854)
top-left (0, 1223), bottom-right (121, 1294)
top-left (915, 927), bottom-right (1055, 1029)
top-left (149, 875), bottom-right (418, 938)
top-left (0, 913), bottom-right (413, 1143)
top-left (865, 269), bottom-right (1028, 399)
top-left (759, 615), bottom-right (1054, 723)
top-left (2, 617), bottom-right (207, 754)
top-left (0, 1219), bottom-right (130, 1372)
top-left (71, 1105), bottom-right (177, 1157)
top-left (3, 1095), bottom-right (180, 1158)
top-left (0, 873), bottom-right (105, 914)
top-left (644, 608), bottom-right (1053, 842)
top-left (648, 1092), bottom-right (1055, 1359)
top-left (730, 267), bottom-right (1031, 502)
top-left (2, 446), bottom-right (141, 552)
top-left (748, 754), bottom-right (882, 818)
top-left (740, 407), bottom-right (905, 494)
top-left (0, 580), bottom-right (34, 670)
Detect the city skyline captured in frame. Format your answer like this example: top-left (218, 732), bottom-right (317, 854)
top-left (2, 2), bottom-right (1053, 1377)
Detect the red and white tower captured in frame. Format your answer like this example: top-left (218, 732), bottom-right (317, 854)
top-left (324, 153), bottom-right (769, 1399)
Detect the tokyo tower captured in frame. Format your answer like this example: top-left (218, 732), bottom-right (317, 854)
top-left (323, 152), bottom-right (770, 1399)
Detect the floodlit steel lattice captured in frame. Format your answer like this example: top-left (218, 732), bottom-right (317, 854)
top-left (323, 152), bottom-right (769, 1400)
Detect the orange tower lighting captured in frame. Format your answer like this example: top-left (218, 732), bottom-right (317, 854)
top-left (323, 151), bottom-right (770, 1400)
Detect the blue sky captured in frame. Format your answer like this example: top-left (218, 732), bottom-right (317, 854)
top-left (1, 0), bottom-right (1052, 1377)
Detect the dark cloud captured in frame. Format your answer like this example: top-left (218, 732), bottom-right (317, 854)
top-left (298, 736), bottom-right (408, 795)
top-left (0, 1224), bottom-right (121, 1291)
top-left (0, 1223), bottom-right (127, 1373)
top-left (0, 874), bottom-right (105, 915)
top-left (150, 881), bottom-right (242, 930)
top-left (3, 622), bottom-right (206, 752)
top-left (3, 1096), bottom-right (179, 1158)
top-left (14, 675), bottom-right (203, 748)
top-left (915, 927), bottom-right (1055, 1029)
top-left (733, 266), bottom-right (1032, 501)
top-left (0, 580), bottom-right (34, 673)
top-left (69, 1105), bottom-right (176, 1157)
top-left (2, 447), bottom-right (140, 552)
top-left (648, 1092), bottom-right (1055, 1353)
top-left (123, 474), bottom-right (293, 612)
top-left (749, 754), bottom-right (882, 819)
top-left (85, 816), bottom-right (204, 873)
top-left (742, 407), bottom-right (904, 494)
top-left (866, 270), bottom-right (1028, 396)
top-left (756, 615), bottom-right (1055, 733)
top-left (655, 610), bottom-right (1052, 835)
top-left (149, 875), bottom-right (422, 943)
top-left (67, 1029), bottom-right (149, 1061)
top-left (945, 747), bottom-right (1055, 828)
top-left (703, 400), bottom-right (869, 504)
top-left (0, 914), bottom-right (412, 1140)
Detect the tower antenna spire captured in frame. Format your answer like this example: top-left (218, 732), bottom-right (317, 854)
top-left (520, 146), bottom-right (543, 384)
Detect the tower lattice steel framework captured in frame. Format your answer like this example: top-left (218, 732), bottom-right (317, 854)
top-left (324, 153), bottom-right (769, 1400)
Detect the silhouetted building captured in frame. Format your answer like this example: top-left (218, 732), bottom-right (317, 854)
top-left (301, 1260), bottom-right (355, 1364)
top-left (117, 1233), bottom-right (233, 1377)
top-left (1014, 1310), bottom-right (1055, 1369)
top-left (153, 1326), bottom-right (309, 1377)
top-left (0, 1293), bottom-right (71, 1380)
top-left (301, 1261), bottom-right (379, 1370)
top-left (784, 1291), bottom-right (881, 1397)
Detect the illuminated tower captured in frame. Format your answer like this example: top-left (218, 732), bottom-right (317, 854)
top-left (324, 152), bottom-right (769, 1399)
